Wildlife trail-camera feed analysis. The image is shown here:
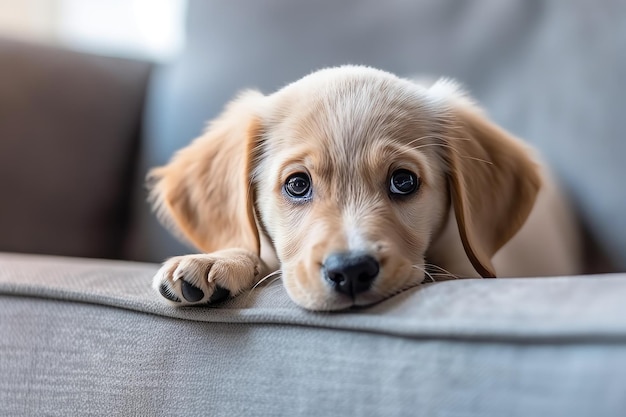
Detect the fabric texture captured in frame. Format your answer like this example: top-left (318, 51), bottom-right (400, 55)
top-left (1, 253), bottom-right (625, 416)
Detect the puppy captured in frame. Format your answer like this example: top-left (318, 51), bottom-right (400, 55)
top-left (149, 65), bottom-right (581, 311)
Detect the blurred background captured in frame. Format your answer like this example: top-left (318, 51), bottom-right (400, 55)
top-left (0, 0), bottom-right (187, 60)
top-left (0, 0), bottom-right (624, 272)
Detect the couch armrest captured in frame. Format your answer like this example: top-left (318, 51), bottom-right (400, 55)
top-left (1, 253), bottom-right (625, 416)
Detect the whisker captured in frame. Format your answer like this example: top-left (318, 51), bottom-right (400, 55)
top-left (423, 263), bottom-right (459, 279)
top-left (252, 270), bottom-right (282, 290)
top-left (413, 263), bottom-right (464, 282)
top-left (372, 278), bottom-right (423, 301)
top-left (243, 271), bottom-right (283, 303)
top-left (258, 276), bottom-right (283, 293)
top-left (412, 264), bottom-right (436, 283)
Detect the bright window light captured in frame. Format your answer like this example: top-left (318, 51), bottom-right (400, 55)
top-left (57, 0), bottom-right (187, 61)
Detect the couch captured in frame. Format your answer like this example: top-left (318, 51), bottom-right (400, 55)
top-left (1, 1), bottom-right (625, 416)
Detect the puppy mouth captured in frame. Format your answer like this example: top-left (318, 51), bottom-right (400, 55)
top-left (281, 251), bottom-right (424, 311)
top-left (301, 291), bottom-right (382, 312)
top-left (300, 284), bottom-right (413, 312)
top-left (330, 278), bottom-right (423, 310)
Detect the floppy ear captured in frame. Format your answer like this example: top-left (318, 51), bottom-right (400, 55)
top-left (435, 84), bottom-right (541, 278)
top-left (148, 91), bottom-right (264, 254)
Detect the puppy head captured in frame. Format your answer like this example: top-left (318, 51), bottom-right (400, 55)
top-left (149, 66), bottom-right (541, 311)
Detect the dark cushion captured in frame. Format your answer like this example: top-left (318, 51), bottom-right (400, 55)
top-left (0, 38), bottom-right (151, 259)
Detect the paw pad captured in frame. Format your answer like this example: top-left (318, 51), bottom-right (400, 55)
top-left (181, 280), bottom-right (205, 302)
top-left (209, 285), bottom-right (230, 303)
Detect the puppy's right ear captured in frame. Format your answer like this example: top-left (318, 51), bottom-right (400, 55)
top-left (148, 91), bottom-right (265, 254)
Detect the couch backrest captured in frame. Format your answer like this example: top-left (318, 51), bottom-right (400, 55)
top-left (127, 0), bottom-right (625, 272)
top-left (0, 38), bottom-right (151, 259)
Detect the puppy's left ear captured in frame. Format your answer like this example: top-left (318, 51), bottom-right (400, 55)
top-left (148, 91), bottom-right (265, 254)
top-left (434, 83), bottom-right (541, 278)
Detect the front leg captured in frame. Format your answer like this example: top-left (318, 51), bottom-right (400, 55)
top-left (153, 248), bottom-right (265, 305)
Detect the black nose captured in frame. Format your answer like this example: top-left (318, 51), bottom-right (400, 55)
top-left (323, 252), bottom-right (380, 297)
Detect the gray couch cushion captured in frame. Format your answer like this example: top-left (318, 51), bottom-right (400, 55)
top-left (129, 0), bottom-right (626, 271)
top-left (1, 253), bottom-right (625, 416)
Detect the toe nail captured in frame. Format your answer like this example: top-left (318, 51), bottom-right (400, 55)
top-left (209, 285), bottom-right (231, 303)
top-left (159, 284), bottom-right (181, 303)
top-left (181, 280), bottom-right (204, 302)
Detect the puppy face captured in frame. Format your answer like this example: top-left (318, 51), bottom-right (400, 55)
top-left (150, 66), bottom-right (540, 311)
top-left (253, 69), bottom-right (450, 310)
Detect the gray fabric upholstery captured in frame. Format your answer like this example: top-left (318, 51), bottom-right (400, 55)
top-left (1, 253), bottom-right (625, 416)
top-left (0, 38), bottom-right (151, 259)
top-left (3, 4), bottom-right (625, 416)
top-left (127, 0), bottom-right (626, 271)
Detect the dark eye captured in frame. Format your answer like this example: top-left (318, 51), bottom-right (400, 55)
top-left (389, 169), bottom-right (420, 196)
top-left (284, 172), bottom-right (312, 200)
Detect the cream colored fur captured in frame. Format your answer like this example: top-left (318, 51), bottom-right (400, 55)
top-left (149, 66), bottom-right (582, 311)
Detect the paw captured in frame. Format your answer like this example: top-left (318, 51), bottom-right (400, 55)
top-left (152, 249), bottom-right (261, 306)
